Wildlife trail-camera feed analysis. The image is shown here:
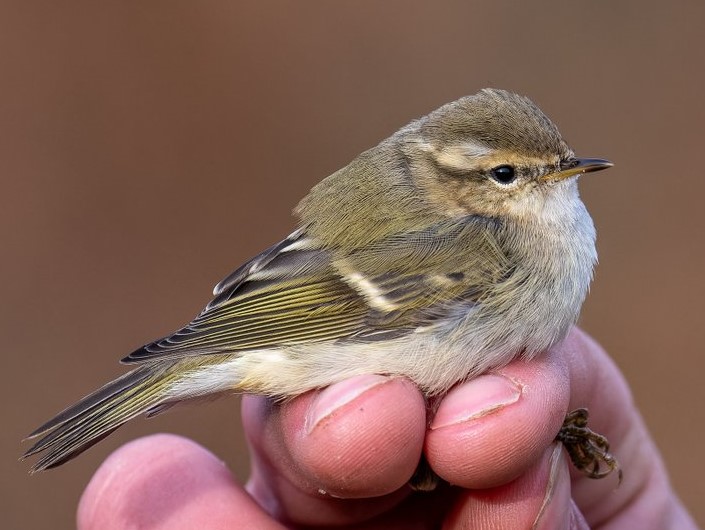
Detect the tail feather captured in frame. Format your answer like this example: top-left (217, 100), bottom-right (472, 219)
top-left (23, 365), bottom-right (174, 473)
top-left (27, 367), bottom-right (155, 439)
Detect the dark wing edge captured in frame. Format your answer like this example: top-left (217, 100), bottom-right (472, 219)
top-left (122, 229), bottom-right (370, 363)
top-left (211, 228), bottom-right (306, 299)
top-left (121, 218), bottom-right (504, 365)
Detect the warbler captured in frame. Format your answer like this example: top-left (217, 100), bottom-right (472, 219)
top-left (24, 89), bottom-right (618, 485)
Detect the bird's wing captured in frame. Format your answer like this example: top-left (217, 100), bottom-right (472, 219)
top-left (122, 218), bottom-right (506, 364)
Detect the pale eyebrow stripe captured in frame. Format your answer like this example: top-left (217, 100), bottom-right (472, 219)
top-left (434, 141), bottom-right (494, 170)
top-left (457, 140), bottom-right (494, 158)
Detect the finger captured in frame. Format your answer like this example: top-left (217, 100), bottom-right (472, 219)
top-left (242, 375), bottom-right (427, 526)
top-left (425, 343), bottom-right (570, 488)
top-left (558, 329), bottom-right (696, 529)
top-left (568, 501), bottom-right (592, 530)
top-left (77, 434), bottom-right (284, 530)
top-left (444, 443), bottom-right (585, 530)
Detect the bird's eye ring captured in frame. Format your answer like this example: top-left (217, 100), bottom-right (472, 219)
top-left (490, 165), bottom-right (516, 184)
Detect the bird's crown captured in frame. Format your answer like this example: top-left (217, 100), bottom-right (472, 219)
top-left (418, 88), bottom-right (572, 160)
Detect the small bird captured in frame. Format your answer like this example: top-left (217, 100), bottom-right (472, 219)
top-left (24, 89), bottom-right (618, 485)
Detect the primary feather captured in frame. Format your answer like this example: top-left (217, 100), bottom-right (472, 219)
top-left (24, 89), bottom-right (600, 472)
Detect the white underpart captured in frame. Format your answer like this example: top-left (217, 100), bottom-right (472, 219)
top-left (508, 178), bottom-right (583, 226)
top-left (167, 179), bottom-right (597, 400)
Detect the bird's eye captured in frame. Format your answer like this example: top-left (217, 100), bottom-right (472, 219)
top-left (490, 165), bottom-right (516, 184)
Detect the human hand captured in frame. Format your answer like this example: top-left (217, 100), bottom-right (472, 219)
top-left (77, 328), bottom-right (698, 529)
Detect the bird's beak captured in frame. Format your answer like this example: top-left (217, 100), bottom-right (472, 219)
top-left (543, 158), bottom-right (613, 182)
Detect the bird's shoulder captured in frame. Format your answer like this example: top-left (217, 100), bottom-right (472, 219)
top-left (122, 217), bottom-right (508, 364)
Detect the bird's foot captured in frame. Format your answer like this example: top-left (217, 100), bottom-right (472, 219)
top-left (556, 407), bottom-right (622, 484)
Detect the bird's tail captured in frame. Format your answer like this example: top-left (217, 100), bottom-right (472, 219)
top-left (22, 363), bottom-right (179, 473)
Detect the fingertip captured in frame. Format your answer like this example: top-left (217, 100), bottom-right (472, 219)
top-left (304, 374), bottom-right (393, 434)
top-left (78, 434), bottom-right (280, 530)
top-left (284, 376), bottom-right (427, 497)
top-left (242, 376), bottom-right (426, 502)
top-left (429, 373), bottom-right (522, 431)
top-left (426, 352), bottom-right (569, 488)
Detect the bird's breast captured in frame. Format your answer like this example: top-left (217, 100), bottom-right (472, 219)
top-left (415, 199), bottom-right (597, 391)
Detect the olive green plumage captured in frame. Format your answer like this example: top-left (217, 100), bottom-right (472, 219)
top-left (23, 89), bottom-right (612, 473)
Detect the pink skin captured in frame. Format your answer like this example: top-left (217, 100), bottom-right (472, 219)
top-left (77, 329), bottom-right (697, 529)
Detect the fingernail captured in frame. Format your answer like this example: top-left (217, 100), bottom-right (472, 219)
top-left (305, 374), bottom-right (390, 433)
top-left (430, 374), bottom-right (521, 429)
top-left (533, 444), bottom-right (571, 530)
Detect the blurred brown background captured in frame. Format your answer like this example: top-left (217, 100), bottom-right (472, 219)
top-left (2, 1), bottom-right (704, 527)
